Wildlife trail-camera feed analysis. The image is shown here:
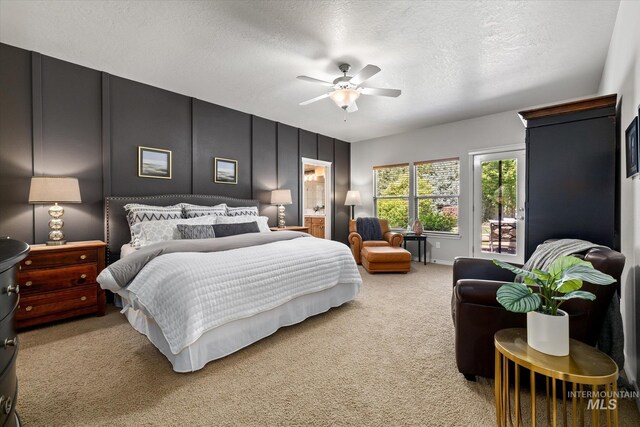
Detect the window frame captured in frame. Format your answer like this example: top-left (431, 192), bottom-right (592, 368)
top-left (414, 158), bottom-right (460, 235)
top-left (372, 158), bottom-right (461, 235)
top-left (372, 163), bottom-right (410, 229)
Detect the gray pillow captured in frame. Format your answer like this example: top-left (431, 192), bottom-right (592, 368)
top-left (212, 221), bottom-right (260, 237)
top-left (176, 224), bottom-right (216, 240)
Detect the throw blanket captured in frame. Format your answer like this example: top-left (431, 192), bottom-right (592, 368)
top-left (97, 232), bottom-right (362, 355)
top-left (356, 217), bottom-right (383, 241)
top-left (517, 239), bottom-right (625, 376)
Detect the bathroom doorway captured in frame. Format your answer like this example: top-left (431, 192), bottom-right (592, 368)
top-left (301, 157), bottom-right (332, 239)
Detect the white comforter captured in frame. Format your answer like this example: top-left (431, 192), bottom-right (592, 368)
top-left (109, 237), bottom-right (361, 355)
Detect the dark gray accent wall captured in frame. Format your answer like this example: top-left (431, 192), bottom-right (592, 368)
top-left (334, 140), bottom-right (351, 244)
top-left (0, 44), bottom-right (33, 243)
top-left (277, 123), bottom-right (301, 226)
top-left (251, 116), bottom-right (278, 224)
top-left (35, 55), bottom-right (103, 243)
top-left (193, 99), bottom-right (252, 198)
top-left (0, 42), bottom-right (351, 245)
top-left (110, 76), bottom-right (192, 196)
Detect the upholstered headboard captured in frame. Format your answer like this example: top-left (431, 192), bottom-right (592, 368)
top-left (104, 194), bottom-right (260, 263)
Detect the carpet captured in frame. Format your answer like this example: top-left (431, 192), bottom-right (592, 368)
top-left (16, 264), bottom-right (640, 426)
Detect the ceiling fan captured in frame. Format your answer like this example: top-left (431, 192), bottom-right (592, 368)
top-left (297, 63), bottom-right (401, 113)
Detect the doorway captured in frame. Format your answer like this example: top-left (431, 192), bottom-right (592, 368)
top-left (301, 157), bottom-right (332, 239)
top-left (471, 148), bottom-right (525, 263)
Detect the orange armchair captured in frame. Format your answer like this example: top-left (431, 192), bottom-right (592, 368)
top-left (348, 219), bottom-right (404, 264)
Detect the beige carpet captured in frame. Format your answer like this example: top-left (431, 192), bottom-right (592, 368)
top-left (16, 264), bottom-right (640, 426)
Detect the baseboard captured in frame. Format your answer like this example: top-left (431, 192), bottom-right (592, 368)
top-left (418, 258), bottom-right (454, 266)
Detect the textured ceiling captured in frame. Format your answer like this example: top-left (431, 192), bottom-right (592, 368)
top-left (0, 1), bottom-right (620, 142)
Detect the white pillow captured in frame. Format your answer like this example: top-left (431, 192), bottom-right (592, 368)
top-left (130, 216), bottom-right (219, 248)
top-left (182, 203), bottom-right (228, 218)
top-left (216, 215), bottom-right (271, 233)
top-left (227, 206), bottom-right (259, 217)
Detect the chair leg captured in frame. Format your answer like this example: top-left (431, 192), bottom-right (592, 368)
top-left (463, 374), bottom-right (477, 382)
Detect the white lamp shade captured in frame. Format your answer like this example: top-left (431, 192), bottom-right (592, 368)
top-left (28, 177), bottom-right (81, 204)
top-left (344, 190), bottom-right (361, 206)
top-left (271, 189), bottom-right (292, 205)
top-left (330, 89), bottom-right (360, 109)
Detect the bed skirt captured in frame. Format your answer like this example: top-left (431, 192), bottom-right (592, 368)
top-left (121, 282), bottom-right (359, 372)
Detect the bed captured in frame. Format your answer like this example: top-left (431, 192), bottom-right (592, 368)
top-left (98, 194), bottom-right (362, 372)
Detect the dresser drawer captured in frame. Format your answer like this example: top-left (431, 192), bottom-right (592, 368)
top-left (0, 351), bottom-right (17, 427)
top-left (16, 285), bottom-right (97, 321)
top-left (20, 249), bottom-right (97, 270)
top-left (19, 264), bottom-right (97, 295)
top-left (0, 267), bottom-right (19, 323)
top-left (0, 306), bottom-right (17, 373)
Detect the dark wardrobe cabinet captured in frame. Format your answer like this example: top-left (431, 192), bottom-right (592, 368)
top-left (519, 94), bottom-right (619, 259)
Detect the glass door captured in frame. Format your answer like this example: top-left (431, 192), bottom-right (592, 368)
top-left (472, 150), bottom-right (525, 263)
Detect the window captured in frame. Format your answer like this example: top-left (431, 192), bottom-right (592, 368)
top-left (373, 163), bottom-right (410, 228)
top-left (373, 159), bottom-right (460, 233)
top-left (415, 159), bottom-right (459, 233)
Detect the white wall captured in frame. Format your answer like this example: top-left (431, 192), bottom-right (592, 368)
top-left (350, 110), bottom-right (524, 263)
top-left (598, 0), bottom-right (640, 394)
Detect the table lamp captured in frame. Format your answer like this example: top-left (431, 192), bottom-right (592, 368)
top-left (271, 189), bottom-right (292, 228)
top-left (344, 190), bottom-right (361, 220)
top-left (28, 176), bottom-right (82, 245)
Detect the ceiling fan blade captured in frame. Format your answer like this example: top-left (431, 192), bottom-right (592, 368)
top-left (297, 76), bottom-right (334, 87)
top-left (346, 102), bottom-right (358, 113)
top-left (349, 64), bottom-right (381, 85)
top-left (360, 87), bottom-right (402, 97)
top-left (299, 93), bottom-right (330, 106)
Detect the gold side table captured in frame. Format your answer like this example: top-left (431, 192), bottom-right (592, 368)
top-left (495, 328), bottom-right (618, 427)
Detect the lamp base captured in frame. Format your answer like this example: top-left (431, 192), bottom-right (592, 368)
top-left (46, 240), bottom-right (67, 246)
top-left (277, 204), bottom-right (286, 228)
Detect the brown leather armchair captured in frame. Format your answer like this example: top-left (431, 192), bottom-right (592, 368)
top-left (348, 219), bottom-right (404, 264)
top-left (452, 247), bottom-right (625, 380)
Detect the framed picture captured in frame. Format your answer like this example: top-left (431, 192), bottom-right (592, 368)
top-left (138, 146), bottom-right (172, 179)
top-left (626, 116), bottom-right (639, 178)
top-left (214, 157), bottom-right (238, 184)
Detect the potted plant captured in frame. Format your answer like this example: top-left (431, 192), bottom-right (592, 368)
top-left (494, 256), bottom-right (616, 356)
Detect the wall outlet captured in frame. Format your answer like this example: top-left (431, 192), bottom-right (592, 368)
top-left (435, 241), bottom-right (441, 249)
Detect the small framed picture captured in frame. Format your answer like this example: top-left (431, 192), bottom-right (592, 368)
top-left (138, 146), bottom-right (172, 179)
top-left (626, 116), bottom-right (639, 178)
top-left (214, 157), bottom-right (238, 184)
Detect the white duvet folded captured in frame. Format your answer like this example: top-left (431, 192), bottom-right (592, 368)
top-left (119, 237), bottom-right (361, 354)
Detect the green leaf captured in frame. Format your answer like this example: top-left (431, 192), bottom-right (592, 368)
top-left (524, 276), bottom-right (539, 285)
top-left (532, 268), bottom-right (551, 281)
top-left (561, 264), bottom-right (617, 285)
top-left (496, 283), bottom-right (541, 313)
top-left (548, 256), bottom-right (584, 277)
top-left (493, 259), bottom-right (537, 280)
top-left (552, 290), bottom-right (596, 301)
top-left (556, 278), bottom-right (583, 293)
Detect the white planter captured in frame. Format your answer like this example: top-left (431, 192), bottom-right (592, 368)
top-left (527, 309), bottom-right (569, 356)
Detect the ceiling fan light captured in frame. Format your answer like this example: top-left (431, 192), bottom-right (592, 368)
top-left (330, 89), bottom-right (360, 109)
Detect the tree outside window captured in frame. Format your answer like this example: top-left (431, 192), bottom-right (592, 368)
top-left (415, 159), bottom-right (459, 233)
top-left (373, 164), bottom-right (409, 228)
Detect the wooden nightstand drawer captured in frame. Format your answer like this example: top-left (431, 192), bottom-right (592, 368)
top-left (17, 284), bottom-right (98, 321)
top-left (19, 264), bottom-right (97, 295)
top-left (20, 248), bottom-right (97, 270)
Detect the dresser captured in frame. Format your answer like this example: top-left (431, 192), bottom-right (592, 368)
top-left (519, 94), bottom-right (619, 259)
top-left (304, 216), bottom-right (325, 239)
top-left (0, 238), bottom-right (29, 427)
top-left (16, 240), bottom-right (106, 329)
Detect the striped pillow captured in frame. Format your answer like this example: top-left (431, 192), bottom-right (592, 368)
top-left (227, 206), bottom-right (259, 217)
top-left (124, 203), bottom-right (184, 229)
top-left (182, 203), bottom-right (228, 218)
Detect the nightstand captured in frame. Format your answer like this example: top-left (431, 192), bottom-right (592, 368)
top-left (16, 240), bottom-right (106, 329)
top-left (269, 226), bottom-right (310, 233)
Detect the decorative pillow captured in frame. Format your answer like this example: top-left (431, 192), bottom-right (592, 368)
top-left (124, 203), bottom-right (184, 228)
top-left (182, 203), bottom-right (228, 218)
top-left (130, 216), bottom-right (219, 247)
top-left (227, 206), bottom-right (259, 217)
top-left (212, 222), bottom-right (260, 237)
top-left (176, 224), bottom-right (216, 240)
top-left (216, 215), bottom-right (271, 233)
